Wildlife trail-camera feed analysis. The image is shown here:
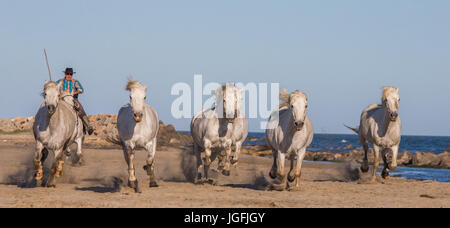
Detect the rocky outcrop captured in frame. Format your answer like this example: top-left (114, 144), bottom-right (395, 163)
top-left (0, 117), bottom-right (34, 133)
top-left (0, 114), bottom-right (192, 148)
top-left (412, 152), bottom-right (441, 167)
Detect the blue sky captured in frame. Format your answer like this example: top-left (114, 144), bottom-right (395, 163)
top-left (1, 0), bottom-right (449, 136)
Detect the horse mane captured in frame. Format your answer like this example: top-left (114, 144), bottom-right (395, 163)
top-left (381, 86), bottom-right (399, 101)
top-left (215, 83), bottom-right (242, 106)
top-left (279, 89), bottom-right (307, 108)
top-left (41, 81), bottom-right (59, 97)
top-left (126, 79), bottom-right (145, 91)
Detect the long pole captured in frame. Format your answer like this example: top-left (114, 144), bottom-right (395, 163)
top-left (44, 49), bottom-right (52, 81)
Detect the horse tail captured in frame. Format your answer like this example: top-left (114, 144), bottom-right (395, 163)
top-left (344, 124), bottom-right (359, 134)
top-left (106, 135), bottom-right (123, 146)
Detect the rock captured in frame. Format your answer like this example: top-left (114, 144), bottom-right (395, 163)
top-left (344, 149), bottom-right (364, 163)
top-left (304, 151), bottom-right (314, 160)
top-left (313, 152), bottom-right (335, 161)
top-left (397, 152), bottom-right (412, 166)
top-left (251, 144), bottom-right (271, 152)
top-left (412, 152), bottom-right (441, 167)
top-left (437, 152), bottom-right (450, 169)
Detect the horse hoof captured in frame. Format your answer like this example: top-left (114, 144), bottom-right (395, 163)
top-left (288, 186), bottom-right (301, 192)
top-left (45, 182), bottom-right (56, 188)
top-left (55, 171), bottom-right (63, 178)
top-left (360, 165), bottom-right (369, 173)
top-left (269, 170), bottom-right (277, 179)
top-left (128, 180), bottom-right (141, 193)
top-left (382, 170), bottom-right (390, 179)
top-left (149, 181), bottom-right (159, 188)
top-left (271, 184), bottom-right (285, 191)
top-left (287, 174), bottom-right (296, 183)
top-left (206, 178), bottom-right (216, 185)
top-left (222, 170), bottom-right (230, 176)
top-left (35, 179), bottom-right (43, 188)
top-left (194, 179), bottom-right (203, 185)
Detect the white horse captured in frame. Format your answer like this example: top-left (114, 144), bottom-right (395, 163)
top-left (113, 80), bottom-right (159, 193)
top-left (265, 89), bottom-right (313, 191)
top-left (32, 81), bottom-right (84, 187)
top-left (345, 87), bottom-right (401, 181)
top-left (190, 84), bottom-right (248, 183)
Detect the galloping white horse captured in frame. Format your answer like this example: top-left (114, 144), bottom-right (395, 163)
top-left (266, 89), bottom-right (313, 190)
top-left (113, 80), bottom-right (159, 193)
top-left (33, 81), bottom-right (84, 187)
top-left (191, 84), bottom-right (248, 182)
top-left (345, 87), bottom-right (401, 181)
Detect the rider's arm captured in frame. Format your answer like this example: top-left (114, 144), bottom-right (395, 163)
top-left (73, 80), bottom-right (84, 95)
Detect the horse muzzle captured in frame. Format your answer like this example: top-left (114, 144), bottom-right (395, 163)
top-left (47, 105), bottom-right (56, 116)
top-left (390, 112), bottom-right (398, 121)
top-left (295, 121), bottom-right (304, 131)
top-left (133, 113), bottom-right (143, 122)
top-left (226, 118), bottom-right (236, 123)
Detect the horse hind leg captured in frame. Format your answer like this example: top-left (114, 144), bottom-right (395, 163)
top-left (73, 137), bottom-right (85, 166)
top-left (194, 142), bottom-right (203, 183)
top-left (269, 150), bottom-right (277, 179)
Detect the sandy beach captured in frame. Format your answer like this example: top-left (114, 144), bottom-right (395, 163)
top-left (0, 132), bottom-right (448, 208)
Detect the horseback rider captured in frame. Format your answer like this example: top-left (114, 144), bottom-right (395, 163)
top-left (57, 68), bottom-right (94, 135)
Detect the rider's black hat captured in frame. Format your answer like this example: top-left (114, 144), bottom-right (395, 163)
top-left (63, 68), bottom-right (75, 75)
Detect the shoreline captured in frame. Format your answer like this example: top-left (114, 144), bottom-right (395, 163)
top-left (1, 114), bottom-right (449, 170)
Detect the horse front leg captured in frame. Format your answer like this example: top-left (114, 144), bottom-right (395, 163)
top-left (289, 148), bottom-right (306, 189)
top-left (33, 141), bottom-right (45, 187)
top-left (272, 151), bottom-right (286, 191)
top-left (381, 145), bottom-right (398, 179)
top-left (123, 146), bottom-right (141, 193)
top-left (46, 149), bottom-right (64, 188)
top-left (381, 148), bottom-right (390, 179)
top-left (202, 139), bottom-right (213, 182)
top-left (231, 140), bottom-right (243, 165)
top-left (370, 145), bottom-right (380, 182)
top-left (221, 145), bottom-right (232, 176)
top-left (143, 138), bottom-right (158, 188)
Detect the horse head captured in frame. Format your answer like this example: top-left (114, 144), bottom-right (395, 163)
top-left (126, 79), bottom-right (147, 123)
top-left (215, 84), bottom-right (242, 123)
top-left (382, 87), bottom-right (400, 122)
top-left (281, 89), bottom-right (308, 131)
top-left (42, 81), bottom-right (61, 116)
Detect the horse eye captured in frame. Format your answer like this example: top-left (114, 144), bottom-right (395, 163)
top-left (144, 96), bottom-right (147, 100)
top-left (291, 105), bottom-right (294, 108)
top-left (129, 96), bottom-right (132, 100)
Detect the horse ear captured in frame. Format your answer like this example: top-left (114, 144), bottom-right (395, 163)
top-left (144, 85), bottom-right (148, 91)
